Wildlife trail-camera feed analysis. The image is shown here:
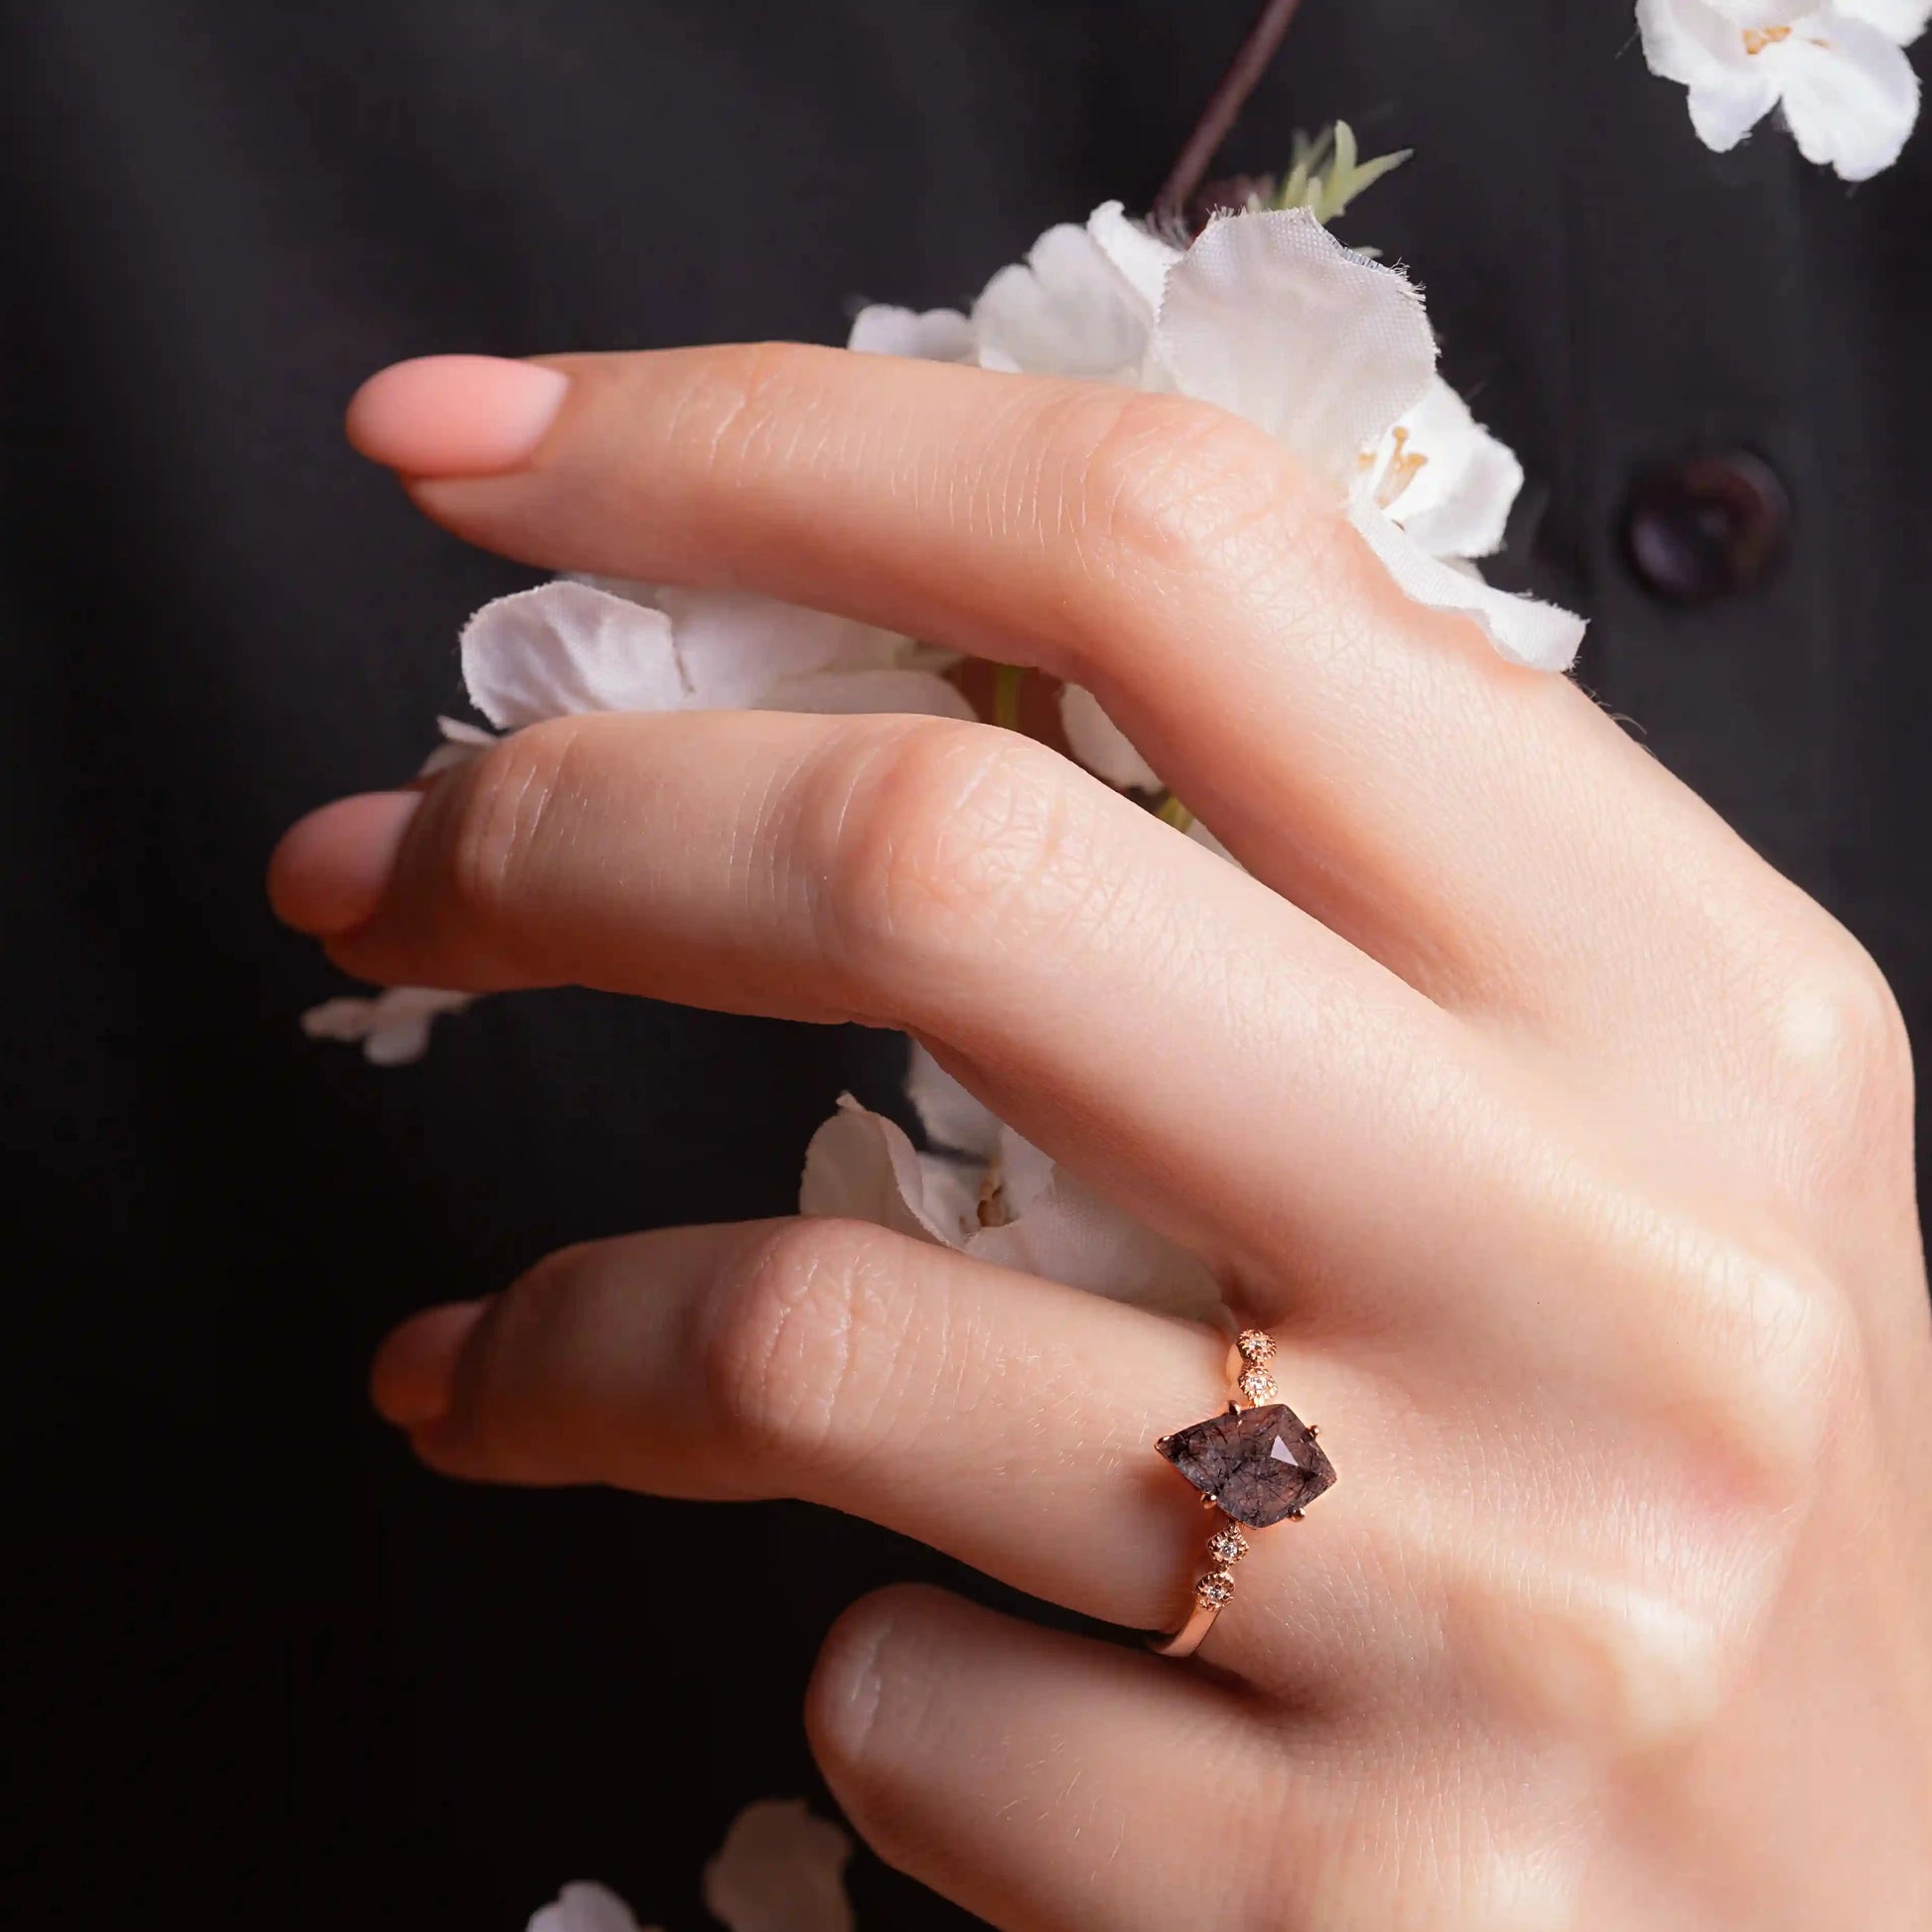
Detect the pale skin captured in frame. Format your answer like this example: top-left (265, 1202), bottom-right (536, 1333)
top-left (269, 345), bottom-right (1932, 1929)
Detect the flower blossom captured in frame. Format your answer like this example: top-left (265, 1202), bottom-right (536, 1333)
top-left (299, 985), bottom-right (474, 1065)
top-left (799, 1042), bottom-right (1232, 1329)
top-left (853, 201), bottom-right (1581, 795)
top-left (1637, 0), bottom-right (1927, 180)
top-left (525, 1800), bottom-right (853, 1932)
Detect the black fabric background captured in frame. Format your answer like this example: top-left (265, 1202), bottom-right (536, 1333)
top-left (2, 4), bottom-right (1926, 1926)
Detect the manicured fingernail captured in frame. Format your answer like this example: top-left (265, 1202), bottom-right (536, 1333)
top-left (370, 1301), bottom-right (487, 1428)
top-left (345, 354), bottom-right (571, 477)
top-left (268, 790), bottom-right (422, 935)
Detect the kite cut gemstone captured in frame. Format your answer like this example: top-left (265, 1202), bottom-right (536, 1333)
top-left (1157, 1403), bottom-right (1335, 1529)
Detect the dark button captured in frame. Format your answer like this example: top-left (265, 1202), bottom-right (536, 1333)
top-left (1620, 452), bottom-right (1791, 605)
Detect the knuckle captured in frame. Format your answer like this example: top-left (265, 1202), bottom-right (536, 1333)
top-left (1066, 387), bottom-right (1308, 591)
top-left (441, 1242), bottom-right (605, 1467)
top-left (1466, 1554), bottom-right (1737, 1757)
top-left (806, 720), bottom-right (1116, 995)
top-left (681, 340), bottom-right (832, 480)
top-left (441, 717), bottom-right (591, 944)
top-left (805, 1586), bottom-right (944, 1860)
top-left (1755, 915), bottom-right (1915, 1130)
top-left (1653, 1233), bottom-right (1855, 1520)
top-left (701, 1218), bottom-right (910, 1473)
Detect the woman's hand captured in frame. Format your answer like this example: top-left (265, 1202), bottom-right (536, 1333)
top-left (271, 346), bottom-right (1932, 1930)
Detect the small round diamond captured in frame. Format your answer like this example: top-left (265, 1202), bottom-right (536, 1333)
top-left (1236, 1328), bottom-right (1277, 1366)
top-left (1207, 1525), bottom-right (1250, 1565)
top-left (1237, 1364), bottom-right (1279, 1406)
top-left (1195, 1567), bottom-right (1237, 1609)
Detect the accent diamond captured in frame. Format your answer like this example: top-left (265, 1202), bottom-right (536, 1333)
top-left (1157, 1403), bottom-right (1335, 1529)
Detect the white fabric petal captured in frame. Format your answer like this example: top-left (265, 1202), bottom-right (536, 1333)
top-left (1157, 208), bottom-right (1436, 493)
top-left (847, 304), bottom-right (976, 360)
top-left (657, 587), bottom-right (906, 708)
top-left (1380, 378), bottom-right (1524, 561)
top-left (1773, 17), bottom-right (1922, 179)
top-left (1840, 0), bottom-right (1931, 44)
top-left (905, 1040), bottom-right (1003, 1158)
top-left (1637, 0), bottom-right (1783, 151)
top-left (1703, 0), bottom-right (1809, 25)
top-left (526, 1882), bottom-right (652, 1932)
top-left (1058, 683), bottom-right (1162, 790)
top-left (756, 667), bottom-right (977, 719)
top-left (1349, 505), bottom-right (1586, 672)
top-left (300, 987), bottom-right (475, 1065)
top-left (1186, 816), bottom-right (1238, 863)
top-left (416, 715), bottom-right (498, 777)
top-left (798, 1097), bottom-right (955, 1245)
top-left (1085, 200), bottom-right (1182, 320)
top-left (702, 1801), bottom-right (855, 1932)
top-left (461, 581), bottom-right (688, 729)
top-left (991, 1122), bottom-right (1058, 1220)
top-left (966, 1170), bottom-right (1231, 1328)
top-left (972, 220), bottom-right (1153, 379)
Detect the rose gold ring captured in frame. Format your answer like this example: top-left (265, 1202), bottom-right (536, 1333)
top-left (1150, 1328), bottom-right (1335, 1660)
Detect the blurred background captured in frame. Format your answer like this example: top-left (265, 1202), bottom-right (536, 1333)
top-left (4, 4), bottom-right (1927, 1926)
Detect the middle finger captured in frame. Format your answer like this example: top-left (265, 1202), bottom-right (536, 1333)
top-left (276, 705), bottom-right (1550, 1332)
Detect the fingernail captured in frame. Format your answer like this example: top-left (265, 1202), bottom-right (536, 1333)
top-left (268, 790), bottom-right (422, 935)
top-left (345, 354), bottom-right (571, 477)
top-left (370, 1301), bottom-right (487, 1428)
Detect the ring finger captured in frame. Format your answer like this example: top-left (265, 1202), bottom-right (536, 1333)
top-left (370, 1212), bottom-right (1381, 1682)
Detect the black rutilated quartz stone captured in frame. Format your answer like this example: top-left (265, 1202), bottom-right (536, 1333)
top-left (1157, 1403), bottom-right (1335, 1528)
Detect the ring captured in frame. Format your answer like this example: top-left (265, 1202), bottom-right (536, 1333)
top-left (1150, 1329), bottom-right (1335, 1659)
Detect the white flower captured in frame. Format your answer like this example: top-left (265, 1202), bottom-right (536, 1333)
top-left (701, 1800), bottom-right (856, 1932)
top-left (523, 1800), bottom-right (850, 1932)
top-left (851, 202), bottom-right (1578, 685)
top-left (526, 1882), bottom-right (659, 1932)
top-left (300, 985), bottom-right (474, 1064)
top-left (799, 1041), bottom-right (1232, 1328)
top-left (1638, 0), bottom-right (1926, 180)
top-left (459, 577), bottom-right (973, 736)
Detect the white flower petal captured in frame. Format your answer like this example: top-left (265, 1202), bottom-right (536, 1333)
top-left (799, 1096), bottom-right (955, 1245)
top-left (702, 1800), bottom-right (855, 1932)
top-left (461, 581), bottom-right (687, 729)
top-left (657, 587), bottom-right (908, 708)
top-left (992, 1122), bottom-right (1058, 1220)
top-left (966, 1169), bottom-right (1230, 1327)
top-left (757, 667), bottom-right (977, 719)
top-left (1380, 378), bottom-right (1524, 561)
top-left (1349, 505), bottom-right (1586, 672)
top-left (905, 1040), bottom-right (1003, 1157)
top-left (1085, 200), bottom-right (1182, 319)
top-left (300, 987), bottom-right (475, 1065)
top-left (1702, 0), bottom-right (1808, 26)
top-left (1186, 816), bottom-right (1238, 863)
top-left (1637, 0), bottom-right (1783, 151)
top-left (847, 304), bottom-right (976, 360)
top-left (1841, 0), bottom-right (1931, 44)
top-left (972, 219), bottom-right (1153, 379)
top-left (1058, 684), bottom-right (1162, 790)
top-left (526, 1881), bottom-right (652, 1932)
top-left (416, 715), bottom-right (498, 778)
top-left (1157, 208), bottom-right (1436, 493)
top-left (913, 1151), bottom-right (984, 1244)
top-left (1774, 16), bottom-right (1922, 179)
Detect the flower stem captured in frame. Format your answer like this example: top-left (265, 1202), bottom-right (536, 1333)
top-left (1156, 792), bottom-right (1196, 834)
top-left (1153, 0), bottom-right (1308, 223)
top-left (992, 663), bottom-right (1026, 732)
